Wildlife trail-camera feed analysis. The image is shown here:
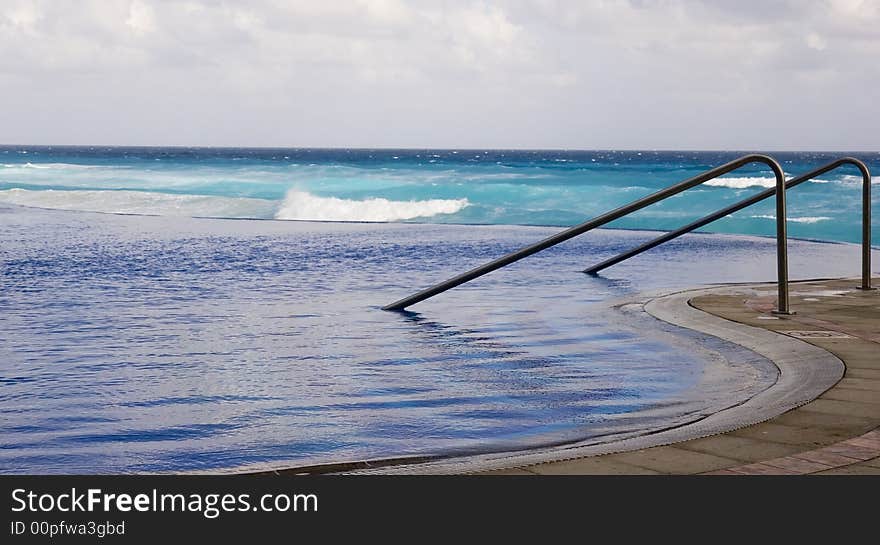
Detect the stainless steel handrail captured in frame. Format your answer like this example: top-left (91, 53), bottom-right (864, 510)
top-left (584, 157), bottom-right (873, 290)
top-left (383, 154), bottom-right (791, 313)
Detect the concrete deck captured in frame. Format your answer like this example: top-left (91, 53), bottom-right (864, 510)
top-left (480, 278), bottom-right (880, 475)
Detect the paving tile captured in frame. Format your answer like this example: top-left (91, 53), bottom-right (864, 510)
top-left (676, 435), bottom-right (801, 462)
top-left (771, 410), bottom-right (876, 433)
top-left (814, 465), bottom-right (880, 475)
top-left (702, 469), bottom-right (745, 475)
top-left (528, 457), bottom-right (662, 475)
top-left (844, 435), bottom-right (880, 450)
top-left (820, 388), bottom-right (880, 405)
top-left (798, 399), bottom-right (880, 419)
top-left (731, 422), bottom-right (852, 447)
top-left (761, 457), bottom-right (832, 473)
top-left (821, 443), bottom-right (877, 461)
top-left (860, 457), bottom-right (880, 469)
top-left (613, 446), bottom-right (739, 474)
top-left (476, 468), bottom-right (536, 475)
top-left (728, 463), bottom-right (799, 475)
top-left (792, 449), bottom-right (862, 467)
top-left (846, 369), bottom-right (880, 380)
top-left (834, 377), bottom-right (880, 392)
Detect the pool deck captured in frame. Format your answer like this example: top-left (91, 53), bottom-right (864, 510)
top-left (479, 277), bottom-right (880, 475)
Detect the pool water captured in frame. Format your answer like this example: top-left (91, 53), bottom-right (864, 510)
top-left (0, 204), bottom-right (871, 473)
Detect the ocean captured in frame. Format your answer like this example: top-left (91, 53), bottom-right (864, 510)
top-left (1, 147), bottom-right (877, 242)
top-left (0, 147), bottom-right (876, 473)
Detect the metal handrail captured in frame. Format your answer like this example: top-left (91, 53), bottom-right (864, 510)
top-left (584, 157), bottom-right (873, 290)
top-left (383, 154), bottom-right (791, 313)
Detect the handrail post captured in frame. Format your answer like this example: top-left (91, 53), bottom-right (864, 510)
top-left (849, 157), bottom-right (874, 290)
top-left (771, 161), bottom-right (791, 315)
top-left (864, 170), bottom-right (872, 289)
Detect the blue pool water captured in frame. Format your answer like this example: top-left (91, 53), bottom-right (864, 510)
top-left (0, 147), bottom-right (876, 474)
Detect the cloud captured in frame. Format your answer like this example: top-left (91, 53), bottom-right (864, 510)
top-left (0, 0), bottom-right (877, 149)
top-left (125, 0), bottom-right (156, 35)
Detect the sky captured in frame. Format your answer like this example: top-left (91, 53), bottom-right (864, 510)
top-left (1, 0), bottom-right (878, 150)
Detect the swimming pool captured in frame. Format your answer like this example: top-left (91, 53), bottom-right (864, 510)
top-left (0, 204), bottom-right (872, 473)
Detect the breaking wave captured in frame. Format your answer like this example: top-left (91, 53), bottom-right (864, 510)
top-left (704, 177), bottom-right (779, 189)
top-left (0, 188), bottom-right (278, 218)
top-left (707, 174), bottom-right (877, 189)
top-left (750, 214), bottom-right (832, 224)
top-left (0, 188), bottom-right (469, 222)
top-left (274, 190), bottom-right (468, 222)
top-left (1, 162), bottom-right (109, 170)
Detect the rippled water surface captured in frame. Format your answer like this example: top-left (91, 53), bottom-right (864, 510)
top-left (0, 204), bottom-right (872, 473)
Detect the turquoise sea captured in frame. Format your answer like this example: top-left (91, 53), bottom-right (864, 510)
top-left (1, 147), bottom-right (877, 242)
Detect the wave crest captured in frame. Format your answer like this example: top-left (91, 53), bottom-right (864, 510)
top-left (707, 174), bottom-right (877, 189)
top-left (751, 214), bottom-right (832, 224)
top-left (1, 162), bottom-right (109, 170)
top-left (0, 188), bottom-right (469, 223)
top-left (274, 190), bottom-right (468, 222)
top-left (704, 177), bottom-right (778, 189)
top-left (0, 188), bottom-right (277, 218)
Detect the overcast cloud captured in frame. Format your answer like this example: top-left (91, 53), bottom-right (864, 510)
top-left (1, 0), bottom-right (878, 149)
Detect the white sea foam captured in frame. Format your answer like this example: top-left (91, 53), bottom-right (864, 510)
top-left (0, 188), bottom-right (470, 222)
top-left (750, 214), bottom-right (832, 224)
top-left (274, 190), bottom-right (468, 222)
top-left (807, 175), bottom-right (877, 186)
top-left (839, 174), bottom-right (879, 185)
top-left (1, 162), bottom-right (109, 169)
top-left (704, 177), bottom-right (778, 189)
top-left (702, 173), bottom-right (867, 189)
top-left (0, 188), bottom-right (277, 218)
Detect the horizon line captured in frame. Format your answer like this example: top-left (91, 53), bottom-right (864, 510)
top-left (1, 143), bottom-right (878, 154)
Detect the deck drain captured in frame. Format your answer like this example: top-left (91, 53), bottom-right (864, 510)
top-left (783, 330), bottom-right (854, 339)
